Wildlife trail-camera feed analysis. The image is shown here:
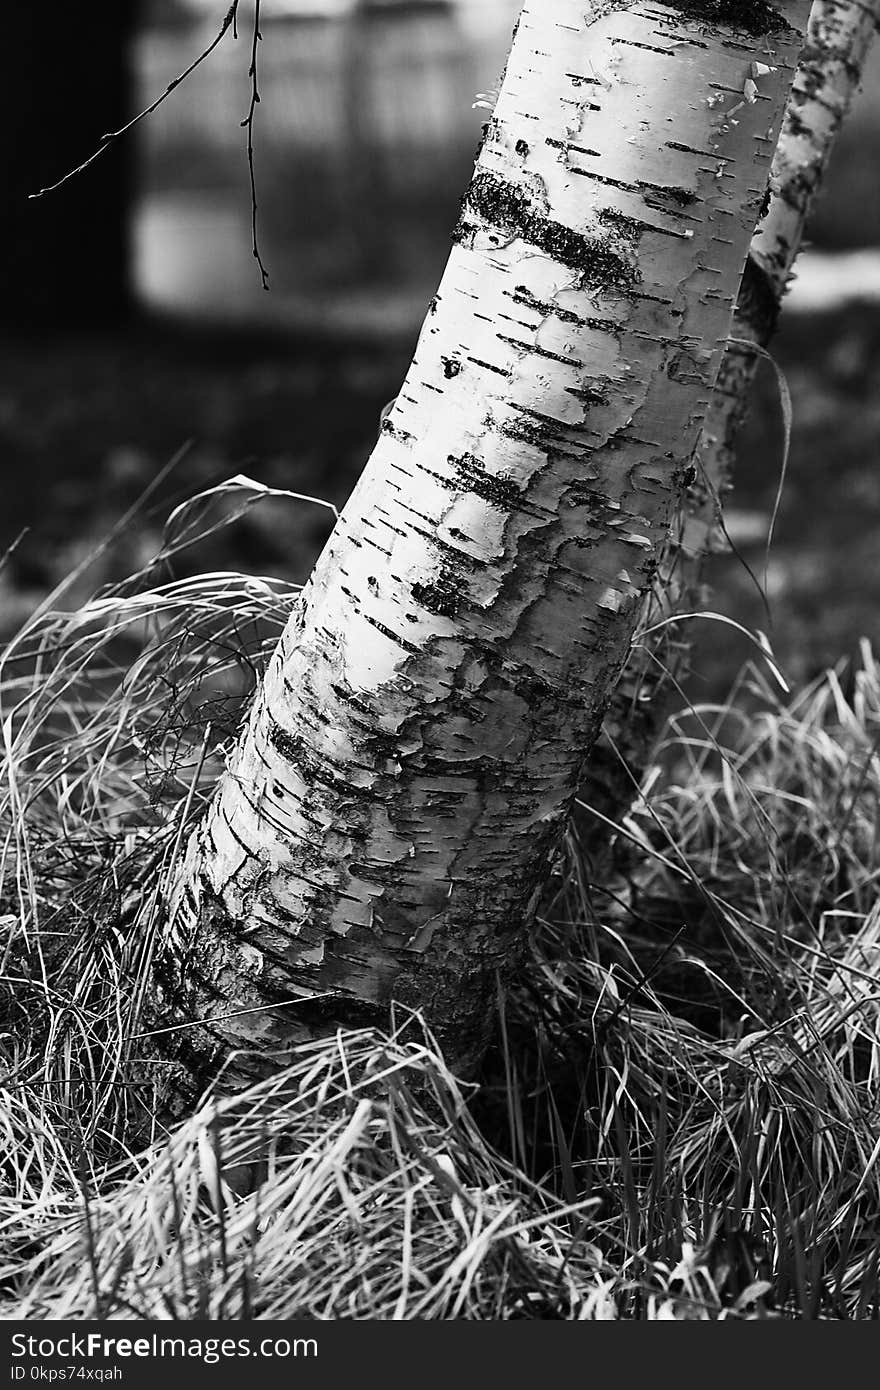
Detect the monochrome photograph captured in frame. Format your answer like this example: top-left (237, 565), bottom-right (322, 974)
top-left (2, 0), bottom-right (879, 1336)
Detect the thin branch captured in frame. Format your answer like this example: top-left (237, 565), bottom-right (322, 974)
top-left (28, 3), bottom-right (242, 200)
top-left (242, 0), bottom-right (270, 289)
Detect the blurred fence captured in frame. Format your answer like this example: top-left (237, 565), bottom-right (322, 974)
top-left (134, 1), bottom-right (520, 331)
top-left (133, 0), bottom-right (879, 332)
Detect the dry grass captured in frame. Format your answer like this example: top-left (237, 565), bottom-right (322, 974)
top-left (2, 485), bottom-right (880, 1319)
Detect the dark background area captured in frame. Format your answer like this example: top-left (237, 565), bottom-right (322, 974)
top-left (2, 0), bottom-right (879, 703)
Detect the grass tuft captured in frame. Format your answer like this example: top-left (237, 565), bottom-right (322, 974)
top-left (2, 489), bottom-right (880, 1318)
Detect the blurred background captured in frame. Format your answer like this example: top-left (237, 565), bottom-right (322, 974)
top-left (2, 0), bottom-right (879, 701)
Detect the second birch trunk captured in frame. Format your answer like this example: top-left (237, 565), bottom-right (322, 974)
top-left (583, 0), bottom-right (880, 851)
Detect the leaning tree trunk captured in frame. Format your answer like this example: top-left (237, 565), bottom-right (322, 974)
top-left (155, 0), bottom-right (811, 1104)
top-left (581, 0), bottom-right (880, 851)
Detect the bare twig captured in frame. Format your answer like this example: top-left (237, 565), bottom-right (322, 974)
top-left (242, 0), bottom-right (270, 289)
top-left (28, 3), bottom-right (242, 200)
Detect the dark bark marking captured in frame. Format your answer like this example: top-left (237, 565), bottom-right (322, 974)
top-left (667, 1), bottom-right (794, 35)
top-left (545, 137), bottom-right (602, 158)
top-left (667, 140), bottom-right (725, 158)
top-left (448, 451), bottom-right (526, 512)
top-left (592, 205), bottom-right (696, 242)
top-left (610, 37), bottom-right (677, 54)
top-left (360, 613), bottom-right (423, 655)
top-left (565, 384), bottom-right (610, 406)
top-left (565, 71), bottom-right (603, 86)
top-left (457, 171), bottom-right (640, 290)
top-left (467, 355), bottom-right (510, 378)
top-left (411, 564), bottom-right (467, 619)
top-left (496, 333), bottom-right (585, 367)
top-left (406, 521), bottom-right (489, 577)
top-left (509, 284), bottom-right (585, 325)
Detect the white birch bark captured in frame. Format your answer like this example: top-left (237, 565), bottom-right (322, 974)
top-left (586, 0), bottom-right (879, 842)
top-left (751, 0), bottom-right (880, 299)
top-left (158, 0), bottom-right (812, 1096)
top-left (695, 0), bottom-right (880, 558)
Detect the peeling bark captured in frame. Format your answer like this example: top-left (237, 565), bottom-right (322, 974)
top-left (584, 0), bottom-right (879, 847)
top-left (156, 0), bottom-right (811, 1101)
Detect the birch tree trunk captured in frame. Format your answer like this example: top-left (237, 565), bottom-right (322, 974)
top-left (581, 0), bottom-right (880, 850)
top-left (156, 0), bottom-right (811, 1102)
